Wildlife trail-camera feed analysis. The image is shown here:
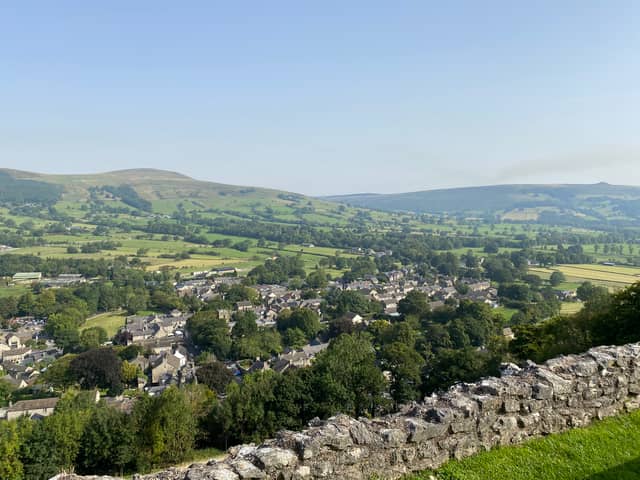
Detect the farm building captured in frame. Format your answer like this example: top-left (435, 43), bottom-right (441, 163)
top-left (12, 272), bottom-right (42, 284)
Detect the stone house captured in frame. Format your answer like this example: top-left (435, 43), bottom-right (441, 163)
top-left (2, 347), bottom-right (32, 364)
top-left (343, 312), bottom-right (364, 325)
top-left (4, 334), bottom-right (21, 349)
top-left (5, 397), bottom-right (59, 421)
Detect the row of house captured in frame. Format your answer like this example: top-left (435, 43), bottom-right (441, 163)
top-left (343, 274), bottom-right (499, 315)
top-left (0, 390), bottom-right (134, 421)
top-left (222, 338), bottom-right (330, 381)
top-left (120, 310), bottom-right (191, 344)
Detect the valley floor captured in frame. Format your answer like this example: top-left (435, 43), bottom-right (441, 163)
top-left (406, 409), bottom-right (640, 480)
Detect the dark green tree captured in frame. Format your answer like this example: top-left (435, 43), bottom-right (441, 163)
top-left (310, 333), bottom-right (385, 418)
top-left (77, 404), bottom-right (135, 475)
top-left (69, 348), bottom-right (124, 395)
top-left (397, 290), bottom-right (429, 317)
top-left (187, 311), bottom-right (232, 360)
top-left (381, 342), bottom-right (425, 406)
top-left (133, 387), bottom-right (198, 471)
top-left (196, 361), bottom-right (234, 394)
top-left (549, 271), bottom-right (566, 286)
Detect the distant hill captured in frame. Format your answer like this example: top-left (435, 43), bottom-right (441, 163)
top-left (5, 168), bottom-right (640, 227)
top-left (0, 168), bottom-right (356, 226)
top-left (324, 183), bottom-right (640, 225)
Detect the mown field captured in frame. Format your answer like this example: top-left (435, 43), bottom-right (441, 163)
top-left (79, 311), bottom-right (127, 337)
top-left (560, 302), bottom-right (584, 315)
top-left (407, 409), bottom-right (640, 480)
top-left (529, 264), bottom-right (640, 290)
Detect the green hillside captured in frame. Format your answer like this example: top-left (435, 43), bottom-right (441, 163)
top-left (0, 168), bottom-right (358, 226)
top-left (325, 183), bottom-right (640, 226)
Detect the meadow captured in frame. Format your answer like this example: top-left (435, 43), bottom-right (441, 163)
top-left (560, 302), bottom-right (584, 315)
top-left (529, 264), bottom-right (640, 290)
top-left (79, 311), bottom-right (128, 337)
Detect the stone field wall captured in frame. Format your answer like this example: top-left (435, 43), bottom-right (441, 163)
top-left (54, 342), bottom-right (640, 480)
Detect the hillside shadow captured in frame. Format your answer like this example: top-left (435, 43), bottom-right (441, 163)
top-left (584, 458), bottom-right (640, 480)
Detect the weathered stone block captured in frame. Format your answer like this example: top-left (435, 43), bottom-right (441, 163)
top-left (502, 399), bottom-right (520, 413)
top-left (292, 466), bottom-right (311, 480)
top-left (380, 428), bottom-right (407, 447)
top-left (254, 448), bottom-right (298, 471)
top-left (473, 394), bottom-right (502, 412)
top-left (230, 459), bottom-right (266, 479)
top-left (536, 369), bottom-right (574, 395)
top-left (532, 383), bottom-right (553, 400)
top-left (449, 418), bottom-right (476, 433)
top-left (405, 418), bottom-right (447, 442)
top-left (348, 420), bottom-right (379, 445)
top-left (310, 462), bottom-right (333, 478)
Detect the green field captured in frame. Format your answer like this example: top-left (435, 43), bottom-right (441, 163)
top-left (561, 302), bottom-right (584, 315)
top-left (493, 306), bottom-right (519, 321)
top-left (80, 311), bottom-right (127, 338)
top-left (529, 264), bottom-right (640, 290)
top-left (407, 409), bottom-right (640, 480)
top-left (0, 283), bottom-right (30, 298)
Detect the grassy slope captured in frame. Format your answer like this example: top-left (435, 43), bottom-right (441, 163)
top-left (0, 169), bottom-right (368, 281)
top-left (407, 410), bottom-right (640, 480)
top-left (1, 168), bottom-right (358, 226)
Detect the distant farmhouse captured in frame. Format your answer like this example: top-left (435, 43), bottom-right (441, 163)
top-left (12, 272), bottom-right (42, 284)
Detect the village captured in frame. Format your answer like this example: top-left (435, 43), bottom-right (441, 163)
top-left (1, 260), bottom-right (569, 421)
top-left (0, 262), bottom-right (510, 418)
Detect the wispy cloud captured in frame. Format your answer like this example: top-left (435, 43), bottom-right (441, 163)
top-left (492, 146), bottom-right (640, 184)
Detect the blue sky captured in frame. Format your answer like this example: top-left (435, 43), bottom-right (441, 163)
top-left (1, 1), bottom-right (639, 195)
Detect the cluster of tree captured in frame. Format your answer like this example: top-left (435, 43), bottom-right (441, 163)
top-left (0, 386), bottom-right (209, 479)
top-left (482, 252), bottom-right (528, 283)
top-left (0, 232), bottom-right (46, 248)
top-left (553, 244), bottom-right (592, 264)
top-left (324, 289), bottom-right (381, 319)
top-left (41, 347), bottom-right (128, 395)
top-left (509, 281), bottom-right (636, 363)
top-left (0, 254), bottom-right (125, 278)
top-left (209, 299), bottom-right (506, 446)
top-left (248, 255), bottom-right (306, 284)
top-left (99, 185), bottom-right (153, 212)
top-left (276, 308), bottom-right (322, 346)
top-left (79, 240), bottom-right (122, 254)
top-left (498, 282), bottom-right (561, 325)
top-left (187, 308), bottom-right (284, 361)
top-left (0, 172), bottom-right (63, 205)
top-left (341, 257), bottom-right (378, 282)
top-left (208, 333), bottom-right (385, 447)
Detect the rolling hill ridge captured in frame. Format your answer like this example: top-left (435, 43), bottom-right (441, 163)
top-left (4, 168), bottom-right (640, 227)
top-left (325, 183), bottom-right (640, 225)
top-left (0, 168), bottom-right (358, 226)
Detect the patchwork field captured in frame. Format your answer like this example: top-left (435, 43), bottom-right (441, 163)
top-left (2, 230), bottom-right (356, 280)
top-left (529, 264), bottom-right (640, 290)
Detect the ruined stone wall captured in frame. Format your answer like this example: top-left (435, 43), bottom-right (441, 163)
top-left (56, 343), bottom-right (640, 480)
